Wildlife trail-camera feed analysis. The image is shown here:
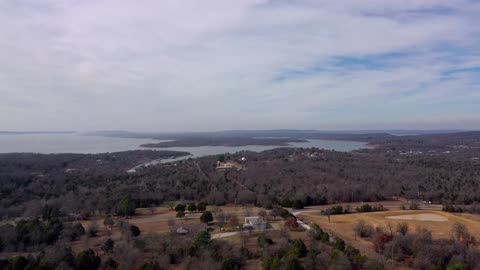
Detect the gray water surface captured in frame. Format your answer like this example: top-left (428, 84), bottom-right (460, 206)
top-left (0, 134), bottom-right (366, 157)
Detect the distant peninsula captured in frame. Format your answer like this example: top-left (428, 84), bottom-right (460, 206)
top-left (140, 137), bottom-right (308, 148)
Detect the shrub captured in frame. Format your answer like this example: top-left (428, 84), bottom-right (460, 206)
top-left (452, 222), bottom-right (469, 241)
top-left (334, 238), bottom-right (346, 251)
top-left (193, 231), bottom-right (211, 247)
top-left (292, 200), bottom-right (304, 210)
top-left (200, 211), bottom-right (214, 224)
top-left (223, 257), bottom-right (241, 270)
top-left (396, 222), bottom-right (409, 236)
top-left (197, 202), bottom-right (207, 212)
top-left (101, 239), bottom-right (114, 254)
top-left (280, 198), bottom-right (293, 208)
top-left (138, 261), bottom-right (161, 270)
top-left (103, 216), bottom-right (114, 228)
top-left (8, 256), bottom-right (29, 270)
top-left (75, 249), bottom-right (101, 270)
top-left (322, 206), bottom-right (345, 215)
top-left (257, 234), bottom-right (274, 247)
top-left (87, 222), bottom-right (98, 238)
top-left (176, 211), bottom-right (185, 218)
top-left (373, 233), bottom-right (393, 252)
top-left (130, 225), bottom-right (141, 237)
top-left (289, 239), bottom-right (307, 258)
top-left (70, 223), bottom-right (86, 241)
top-left (285, 217), bottom-right (299, 230)
top-left (356, 204), bottom-right (385, 213)
top-left (353, 220), bottom-right (374, 238)
top-left (175, 204), bottom-right (186, 212)
top-left (187, 204), bottom-right (197, 212)
top-left (117, 195), bottom-right (136, 217)
top-left (364, 260), bottom-right (385, 270)
top-left (102, 257), bottom-right (118, 270)
top-left (271, 206), bottom-right (291, 219)
top-left (447, 262), bottom-right (466, 270)
top-left (409, 202), bottom-right (419, 210)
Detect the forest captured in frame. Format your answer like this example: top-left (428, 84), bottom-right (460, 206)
top-left (1, 132), bottom-right (480, 219)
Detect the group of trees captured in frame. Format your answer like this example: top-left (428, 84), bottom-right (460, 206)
top-left (1, 234), bottom-right (142, 270)
top-left (1, 221), bottom-right (386, 270)
top-left (353, 219), bottom-right (480, 269)
top-left (174, 202), bottom-right (207, 218)
top-left (443, 203), bottom-right (480, 214)
top-left (260, 223), bottom-right (384, 270)
top-left (0, 246), bottom-right (103, 270)
top-left (0, 218), bottom-right (66, 252)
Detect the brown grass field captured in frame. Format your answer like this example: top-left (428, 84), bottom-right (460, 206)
top-left (71, 205), bottom-right (265, 254)
top-left (298, 209), bottom-right (480, 265)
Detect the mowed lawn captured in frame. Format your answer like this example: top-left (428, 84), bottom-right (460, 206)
top-left (299, 209), bottom-right (480, 261)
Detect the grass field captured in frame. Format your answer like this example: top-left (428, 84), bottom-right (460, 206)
top-left (72, 204), bottom-right (265, 254)
top-left (298, 209), bottom-right (480, 264)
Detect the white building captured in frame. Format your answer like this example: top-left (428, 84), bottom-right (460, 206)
top-left (243, 217), bottom-right (267, 230)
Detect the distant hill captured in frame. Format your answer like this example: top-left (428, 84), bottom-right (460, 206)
top-left (0, 131), bottom-right (76, 135)
top-left (88, 129), bottom-right (470, 141)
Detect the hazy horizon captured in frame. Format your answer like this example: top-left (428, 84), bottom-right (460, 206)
top-left (1, 0), bottom-right (479, 131)
top-left (0, 128), bottom-right (475, 135)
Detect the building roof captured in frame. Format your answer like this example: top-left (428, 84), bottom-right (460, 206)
top-left (245, 216), bottom-right (264, 225)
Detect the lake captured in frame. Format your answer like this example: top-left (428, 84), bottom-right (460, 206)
top-left (0, 133), bottom-right (367, 158)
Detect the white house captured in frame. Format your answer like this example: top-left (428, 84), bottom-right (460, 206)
top-left (243, 217), bottom-right (267, 230)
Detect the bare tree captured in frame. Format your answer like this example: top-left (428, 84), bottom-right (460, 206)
top-left (217, 211), bottom-right (226, 228)
top-left (228, 215), bottom-right (240, 230)
top-left (386, 222), bottom-right (394, 236)
top-left (258, 209), bottom-right (267, 221)
top-left (149, 204), bottom-right (156, 215)
top-left (244, 207), bottom-right (252, 217)
top-left (396, 222), bottom-right (409, 236)
top-left (211, 206), bottom-right (221, 217)
top-left (353, 219), bottom-right (374, 239)
top-left (113, 240), bottom-right (141, 270)
top-left (240, 230), bottom-right (249, 247)
top-left (87, 221), bottom-right (99, 238)
top-left (452, 222), bottom-right (469, 241)
top-left (167, 218), bottom-right (176, 233)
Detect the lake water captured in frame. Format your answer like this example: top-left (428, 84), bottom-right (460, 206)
top-left (0, 134), bottom-right (366, 158)
top-left (0, 133), bottom-right (159, 154)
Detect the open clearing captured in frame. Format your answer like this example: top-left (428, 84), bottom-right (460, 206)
top-left (72, 205), bottom-right (266, 253)
top-left (298, 209), bottom-right (480, 262)
top-left (300, 210), bottom-right (480, 240)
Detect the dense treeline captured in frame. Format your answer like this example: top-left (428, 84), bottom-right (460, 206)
top-left (0, 227), bottom-right (244, 270)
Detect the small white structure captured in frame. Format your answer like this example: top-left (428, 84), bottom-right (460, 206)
top-left (243, 217), bottom-right (267, 230)
top-left (176, 227), bottom-right (189, 235)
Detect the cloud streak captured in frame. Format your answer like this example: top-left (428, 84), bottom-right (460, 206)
top-left (1, 0), bottom-right (479, 131)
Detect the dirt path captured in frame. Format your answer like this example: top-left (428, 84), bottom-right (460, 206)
top-left (211, 231), bottom-right (239, 239)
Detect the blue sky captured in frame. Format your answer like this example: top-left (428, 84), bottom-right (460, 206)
top-left (0, 0), bottom-right (479, 131)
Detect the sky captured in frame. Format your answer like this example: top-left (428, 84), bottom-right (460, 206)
top-left (1, 0), bottom-right (480, 132)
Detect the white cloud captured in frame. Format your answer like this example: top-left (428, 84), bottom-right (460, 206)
top-left (0, 0), bottom-right (479, 131)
